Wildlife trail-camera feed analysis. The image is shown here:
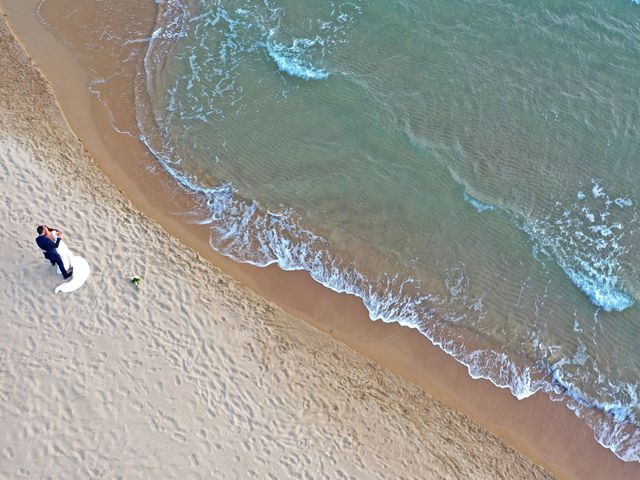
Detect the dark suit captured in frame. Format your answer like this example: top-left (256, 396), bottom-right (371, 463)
top-left (36, 234), bottom-right (70, 277)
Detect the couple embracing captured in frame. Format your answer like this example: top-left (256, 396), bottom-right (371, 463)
top-left (35, 225), bottom-right (74, 279)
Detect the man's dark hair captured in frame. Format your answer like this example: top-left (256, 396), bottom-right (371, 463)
top-left (37, 225), bottom-right (45, 235)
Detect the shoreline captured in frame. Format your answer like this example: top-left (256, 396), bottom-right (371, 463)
top-left (1, 1), bottom-right (638, 478)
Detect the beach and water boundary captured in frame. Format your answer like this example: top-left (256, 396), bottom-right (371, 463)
top-left (1, 1), bottom-right (639, 478)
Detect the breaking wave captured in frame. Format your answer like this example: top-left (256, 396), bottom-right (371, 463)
top-left (523, 181), bottom-right (635, 312)
top-left (463, 192), bottom-right (495, 213)
top-left (264, 40), bottom-right (330, 80)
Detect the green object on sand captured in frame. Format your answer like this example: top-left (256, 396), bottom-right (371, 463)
top-left (131, 275), bottom-right (141, 289)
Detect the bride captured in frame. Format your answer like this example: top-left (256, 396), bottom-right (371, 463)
top-left (47, 227), bottom-right (91, 293)
top-left (49, 228), bottom-right (73, 273)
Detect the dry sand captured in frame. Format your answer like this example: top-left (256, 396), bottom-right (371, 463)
top-left (0, 13), bottom-right (556, 480)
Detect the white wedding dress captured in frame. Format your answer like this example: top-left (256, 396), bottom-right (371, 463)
top-left (51, 231), bottom-right (91, 293)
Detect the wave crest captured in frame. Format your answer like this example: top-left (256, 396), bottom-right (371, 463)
top-left (265, 40), bottom-right (329, 80)
top-left (523, 181), bottom-right (635, 312)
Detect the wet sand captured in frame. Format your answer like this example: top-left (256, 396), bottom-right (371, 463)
top-left (1, 1), bottom-right (639, 478)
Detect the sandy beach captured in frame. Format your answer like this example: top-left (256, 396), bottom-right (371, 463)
top-left (0, 2), bottom-right (639, 479)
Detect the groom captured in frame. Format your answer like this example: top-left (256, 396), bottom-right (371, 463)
top-left (36, 225), bottom-right (73, 279)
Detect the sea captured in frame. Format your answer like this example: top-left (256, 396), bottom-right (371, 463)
top-left (40, 0), bottom-right (640, 462)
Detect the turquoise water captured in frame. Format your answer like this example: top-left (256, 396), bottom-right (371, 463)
top-left (134, 0), bottom-right (640, 461)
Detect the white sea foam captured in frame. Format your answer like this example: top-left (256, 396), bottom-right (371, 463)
top-left (265, 41), bottom-right (330, 80)
top-left (461, 350), bottom-right (545, 399)
top-left (554, 363), bottom-right (640, 461)
top-left (465, 180), bottom-right (635, 312)
top-left (463, 192), bottom-right (495, 213)
top-left (523, 181), bottom-right (635, 312)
